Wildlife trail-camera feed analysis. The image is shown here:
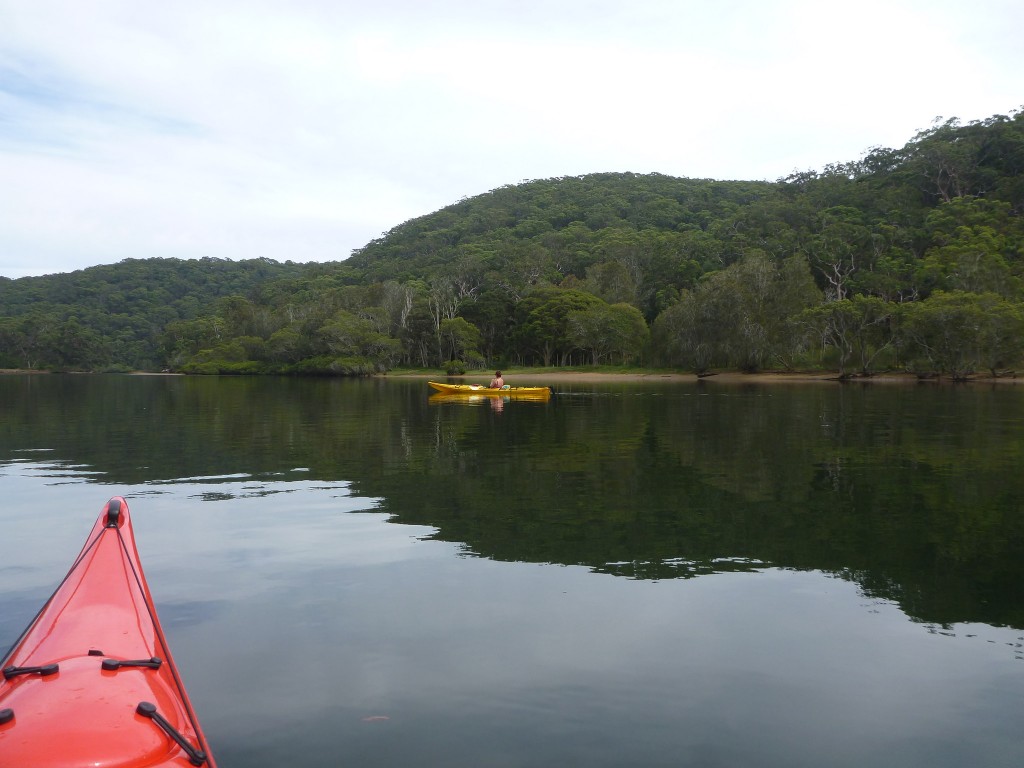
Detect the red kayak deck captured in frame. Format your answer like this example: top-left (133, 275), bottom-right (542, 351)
top-left (0, 497), bottom-right (216, 767)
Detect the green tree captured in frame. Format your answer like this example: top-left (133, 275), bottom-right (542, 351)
top-left (266, 326), bottom-right (309, 364)
top-left (53, 317), bottom-right (111, 370)
top-left (567, 302), bottom-right (650, 365)
top-left (808, 206), bottom-right (872, 301)
top-left (159, 318), bottom-right (224, 369)
top-left (720, 253), bottom-right (821, 371)
top-left (905, 117), bottom-right (988, 203)
top-left (899, 291), bottom-right (1024, 379)
top-left (801, 295), bottom-right (896, 377)
top-left (461, 292), bottom-right (513, 364)
top-left (319, 310), bottom-right (402, 369)
top-left (0, 313), bottom-right (60, 369)
top-left (918, 197), bottom-right (1022, 297)
top-left (439, 317), bottom-right (483, 363)
top-left (654, 254), bottom-right (820, 373)
top-left (653, 288), bottom-right (725, 374)
top-left (514, 289), bottom-right (603, 366)
top-left (585, 260), bottom-right (638, 307)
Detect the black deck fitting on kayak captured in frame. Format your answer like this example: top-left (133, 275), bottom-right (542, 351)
top-left (105, 498), bottom-right (122, 528)
top-left (2, 663), bottom-right (59, 680)
top-left (88, 649), bottom-right (104, 656)
top-left (0, 708), bottom-right (13, 725)
top-left (136, 701), bottom-right (207, 766)
top-left (103, 656), bottom-right (162, 671)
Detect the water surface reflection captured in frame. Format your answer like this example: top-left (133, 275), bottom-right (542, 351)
top-left (2, 375), bottom-right (1023, 767)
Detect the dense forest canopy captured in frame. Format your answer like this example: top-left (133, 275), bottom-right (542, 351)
top-left (2, 110), bottom-right (1023, 378)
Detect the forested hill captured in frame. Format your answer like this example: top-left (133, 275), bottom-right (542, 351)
top-left (2, 110), bottom-right (1023, 376)
top-left (0, 258), bottom-right (311, 370)
top-left (345, 174), bottom-right (779, 282)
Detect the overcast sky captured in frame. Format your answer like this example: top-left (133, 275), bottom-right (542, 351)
top-left (1, 0), bottom-right (1021, 279)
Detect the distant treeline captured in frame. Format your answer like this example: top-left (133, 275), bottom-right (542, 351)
top-left (2, 110), bottom-right (1023, 378)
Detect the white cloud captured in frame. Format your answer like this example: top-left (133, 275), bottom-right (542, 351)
top-left (1, 0), bottom-right (1022, 277)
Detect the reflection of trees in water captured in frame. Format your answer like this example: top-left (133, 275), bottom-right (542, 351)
top-left (2, 375), bottom-right (1023, 628)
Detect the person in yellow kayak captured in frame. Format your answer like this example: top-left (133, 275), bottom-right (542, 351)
top-left (490, 370), bottom-right (506, 389)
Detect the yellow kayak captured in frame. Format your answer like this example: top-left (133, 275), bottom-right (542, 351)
top-left (427, 381), bottom-right (552, 399)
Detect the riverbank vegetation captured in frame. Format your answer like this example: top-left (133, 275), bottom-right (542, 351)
top-left (2, 110), bottom-right (1022, 380)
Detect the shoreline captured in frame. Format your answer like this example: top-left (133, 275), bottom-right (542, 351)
top-left (3, 369), bottom-right (1020, 385)
top-left (383, 370), bottom-right (1023, 385)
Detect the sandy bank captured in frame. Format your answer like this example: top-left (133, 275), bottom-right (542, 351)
top-left (383, 370), bottom-right (1023, 385)
top-left (3, 369), bottom-right (1018, 384)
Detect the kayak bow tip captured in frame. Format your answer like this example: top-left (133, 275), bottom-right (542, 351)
top-left (104, 495), bottom-right (126, 528)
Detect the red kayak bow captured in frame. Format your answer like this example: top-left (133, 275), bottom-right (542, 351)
top-left (0, 497), bottom-right (216, 767)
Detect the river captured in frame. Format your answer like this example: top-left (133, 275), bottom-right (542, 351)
top-left (1, 374), bottom-right (1022, 766)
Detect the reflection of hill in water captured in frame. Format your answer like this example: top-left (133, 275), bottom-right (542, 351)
top-left (2, 374), bottom-right (1023, 629)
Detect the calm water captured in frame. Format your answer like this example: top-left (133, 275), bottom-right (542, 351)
top-left (1, 374), bottom-right (1023, 767)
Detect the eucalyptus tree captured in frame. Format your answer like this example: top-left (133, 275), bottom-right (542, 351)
top-left (973, 294), bottom-right (1024, 376)
top-left (906, 117), bottom-right (989, 204)
top-left (718, 253), bottom-right (821, 371)
top-left (318, 310), bottom-right (403, 371)
top-left (591, 229), bottom-right (644, 306)
top-left (513, 289), bottom-right (603, 366)
top-left (426, 271), bottom-right (482, 362)
top-left (461, 291), bottom-right (514, 365)
top-left (567, 301), bottom-right (649, 365)
top-left (265, 326), bottom-right (309, 365)
top-left (654, 253), bottom-right (820, 372)
top-left (378, 280), bottom-right (417, 336)
top-left (801, 295), bottom-right (896, 377)
top-left (585, 260), bottom-right (638, 307)
top-left (898, 291), bottom-right (1024, 379)
top-left (0, 314), bottom-right (55, 369)
top-left (918, 197), bottom-right (1023, 298)
top-left (158, 317), bottom-right (223, 368)
top-left (808, 206), bottom-right (874, 301)
top-left (586, 229), bottom-right (710, 321)
top-left (483, 242), bottom-right (555, 304)
top-left (216, 295), bottom-right (279, 339)
top-left (652, 288), bottom-right (724, 374)
top-left (439, 317), bottom-right (483, 365)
